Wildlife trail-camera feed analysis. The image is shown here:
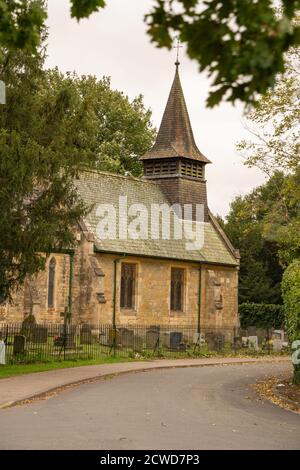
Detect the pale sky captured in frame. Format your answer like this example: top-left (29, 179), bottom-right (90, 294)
top-left (45, 0), bottom-right (266, 217)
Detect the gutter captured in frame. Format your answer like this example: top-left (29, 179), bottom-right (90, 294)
top-left (198, 266), bottom-right (202, 334)
top-left (68, 253), bottom-right (74, 322)
top-left (93, 246), bottom-right (238, 268)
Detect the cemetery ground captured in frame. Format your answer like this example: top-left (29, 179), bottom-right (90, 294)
top-left (0, 348), bottom-right (289, 379)
top-left (0, 361), bottom-right (299, 450)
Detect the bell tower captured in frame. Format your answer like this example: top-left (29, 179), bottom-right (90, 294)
top-left (140, 63), bottom-right (211, 221)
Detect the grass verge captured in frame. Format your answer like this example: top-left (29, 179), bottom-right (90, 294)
top-left (0, 356), bottom-right (137, 379)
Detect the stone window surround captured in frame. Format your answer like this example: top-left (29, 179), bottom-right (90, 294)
top-left (120, 261), bottom-right (139, 316)
top-left (170, 265), bottom-right (186, 315)
top-left (47, 257), bottom-right (56, 309)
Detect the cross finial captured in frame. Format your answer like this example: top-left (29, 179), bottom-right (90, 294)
top-left (173, 36), bottom-right (183, 68)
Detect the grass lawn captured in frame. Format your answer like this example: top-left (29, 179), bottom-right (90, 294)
top-left (0, 356), bottom-right (137, 379)
top-left (0, 348), bottom-right (289, 380)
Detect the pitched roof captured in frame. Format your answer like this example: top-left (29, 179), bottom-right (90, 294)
top-left (141, 66), bottom-right (211, 164)
top-left (75, 170), bottom-right (238, 266)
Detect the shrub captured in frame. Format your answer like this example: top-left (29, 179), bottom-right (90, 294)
top-left (282, 260), bottom-right (300, 385)
top-left (239, 303), bottom-right (284, 329)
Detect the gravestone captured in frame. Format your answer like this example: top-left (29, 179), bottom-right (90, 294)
top-left (161, 332), bottom-right (170, 348)
top-left (146, 326), bottom-right (160, 349)
top-left (20, 314), bottom-right (36, 340)
top-left (32, 326), bottom-right (48, 344)
top-left (54, 325), bottom-right (76, 349)
top-left (170, 332), bottom-right (183, 350)
top-left (80, 324), bottom-right (92, 345)
top-left (248, 335), bottom-right (259, 350)
top-left (146, 331), bottom-right (160, 349)
top-left (247, 326), bottom-right (257, 335)
top-left (257, 329), bottom-right (267, 346)
top-left (133, 336), bottom-right (143, 352)
top-left (13, 335), bottom-right (26, 355)
top-left (193, 332), bottom-right (205, 345)
top-left (205, 332), bottom-right (225, 351)
top-left (119, 328), bottom-right (134, 348)
top-left (272, 339), bottom-right (283, 352)
top-left (233, 335), bottom-right (242, 349)
top-left (0, 340), bottom-right (5, 364)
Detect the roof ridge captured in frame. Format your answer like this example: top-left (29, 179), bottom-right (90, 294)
top-left (79, 168), bottom-right (158, 185)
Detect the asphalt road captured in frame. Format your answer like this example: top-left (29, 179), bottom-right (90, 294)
top-left (0, 362), bottom-right (299, 450)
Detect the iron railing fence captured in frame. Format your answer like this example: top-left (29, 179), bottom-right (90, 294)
top-left (0, 323), bottom-right (289, 364)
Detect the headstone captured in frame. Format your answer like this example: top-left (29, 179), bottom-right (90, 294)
top-left (20, 314), bottom-right (36, 340)
top-left (0, 340), bottom-right (5, 364)
top-left (248, 326), bottom-right (257, 336)
top-left (233, 336), bottom-right (242, 349)
top-left (272, 339), bottom-right (283, 352)
top-left (80, 324), bottom-right (92, 345)
top-left (273, 330), bottom-right (284, 341)
top-left (170, 332), bottom-right (182, 350)
top-left (13, 335), bottom-right (26, 355)
top-left (161, 332), bottom-right (170, 348)
top-left (133, 336), bottom-right (143, 352)
top-left (205, 332), bottom-right (225, 351)
top-left (248, 335), bottom-right (259, 350)
top-left (54, 325), bottom-right (76, 349)
top-left (32, 326), bottom-right (48, 344)
top-left (257, 330), bottom-right (267, 346)
top-left (119, 328), bottom-right (134, 348)
top-left (193, 332), bottom-right (205, 345)
top-left (146, 330), bottom-right (160, 349)
top-left (99, 329), bottom-right (110, 346)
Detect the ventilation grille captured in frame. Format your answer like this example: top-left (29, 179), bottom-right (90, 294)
top-left (181, 161), bottom-right (203, 179)
top-left (145, 161), bottom-right (178, 177)
top-left (144, 160), bottom-right (204, 179)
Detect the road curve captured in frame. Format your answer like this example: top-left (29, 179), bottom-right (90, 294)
top-left (0, 361), bottom-right (299, 450)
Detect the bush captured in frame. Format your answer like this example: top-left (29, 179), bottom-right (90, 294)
top-left (239, 303), bottom-right (284, 329)
top-left (282, 260), bottom-right (300, 385)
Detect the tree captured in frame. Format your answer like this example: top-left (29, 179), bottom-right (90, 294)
top-left (237, 46), bottom-right (300, 265)
top-left (0, 41), bottom-right (154, 302)
top-left (282, 259), bottom-right (300, 384)
top-left (1, 1), bottom-right (300, 107)
top-left (237, 47), bottom-right (300, 173)
top-left (222, 175), bottom-right (284, 304)
top-left (41, 69), bottom-right (155, 176)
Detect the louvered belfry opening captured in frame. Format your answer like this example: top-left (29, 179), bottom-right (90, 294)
top-left (140, 64), bottom-right (211, 222)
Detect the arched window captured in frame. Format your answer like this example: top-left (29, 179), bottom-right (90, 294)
top-left (47, 257), bottom-right (56, 308)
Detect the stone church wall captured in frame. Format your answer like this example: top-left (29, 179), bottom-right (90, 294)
top-left (1, 240), bottom-right (239, 329)
top-left (95, 254), bottom-right (239, 328)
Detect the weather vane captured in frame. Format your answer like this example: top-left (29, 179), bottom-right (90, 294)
top-left (173, 36), bottom-right (183, 67)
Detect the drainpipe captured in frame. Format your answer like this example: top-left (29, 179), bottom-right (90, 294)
top-left (68, 252), bottom-right (74, 323)
top-left (197, 266), bottom-right (202, 335)
top-left (112, 254), bottom-right (126, 354)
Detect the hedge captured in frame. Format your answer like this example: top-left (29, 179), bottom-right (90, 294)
top-left (282, 260), bottom-right (300, 385)
top-left (239, 303), bottom-right (284, 329)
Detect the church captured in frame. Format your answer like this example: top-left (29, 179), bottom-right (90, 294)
top-left (1, 64), bottom-right (240, 329)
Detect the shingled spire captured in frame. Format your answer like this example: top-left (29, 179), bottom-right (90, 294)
top-left (141, 65), bottom-right (210, 164)
top-left (140, 64), bottom-right (211, 221)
